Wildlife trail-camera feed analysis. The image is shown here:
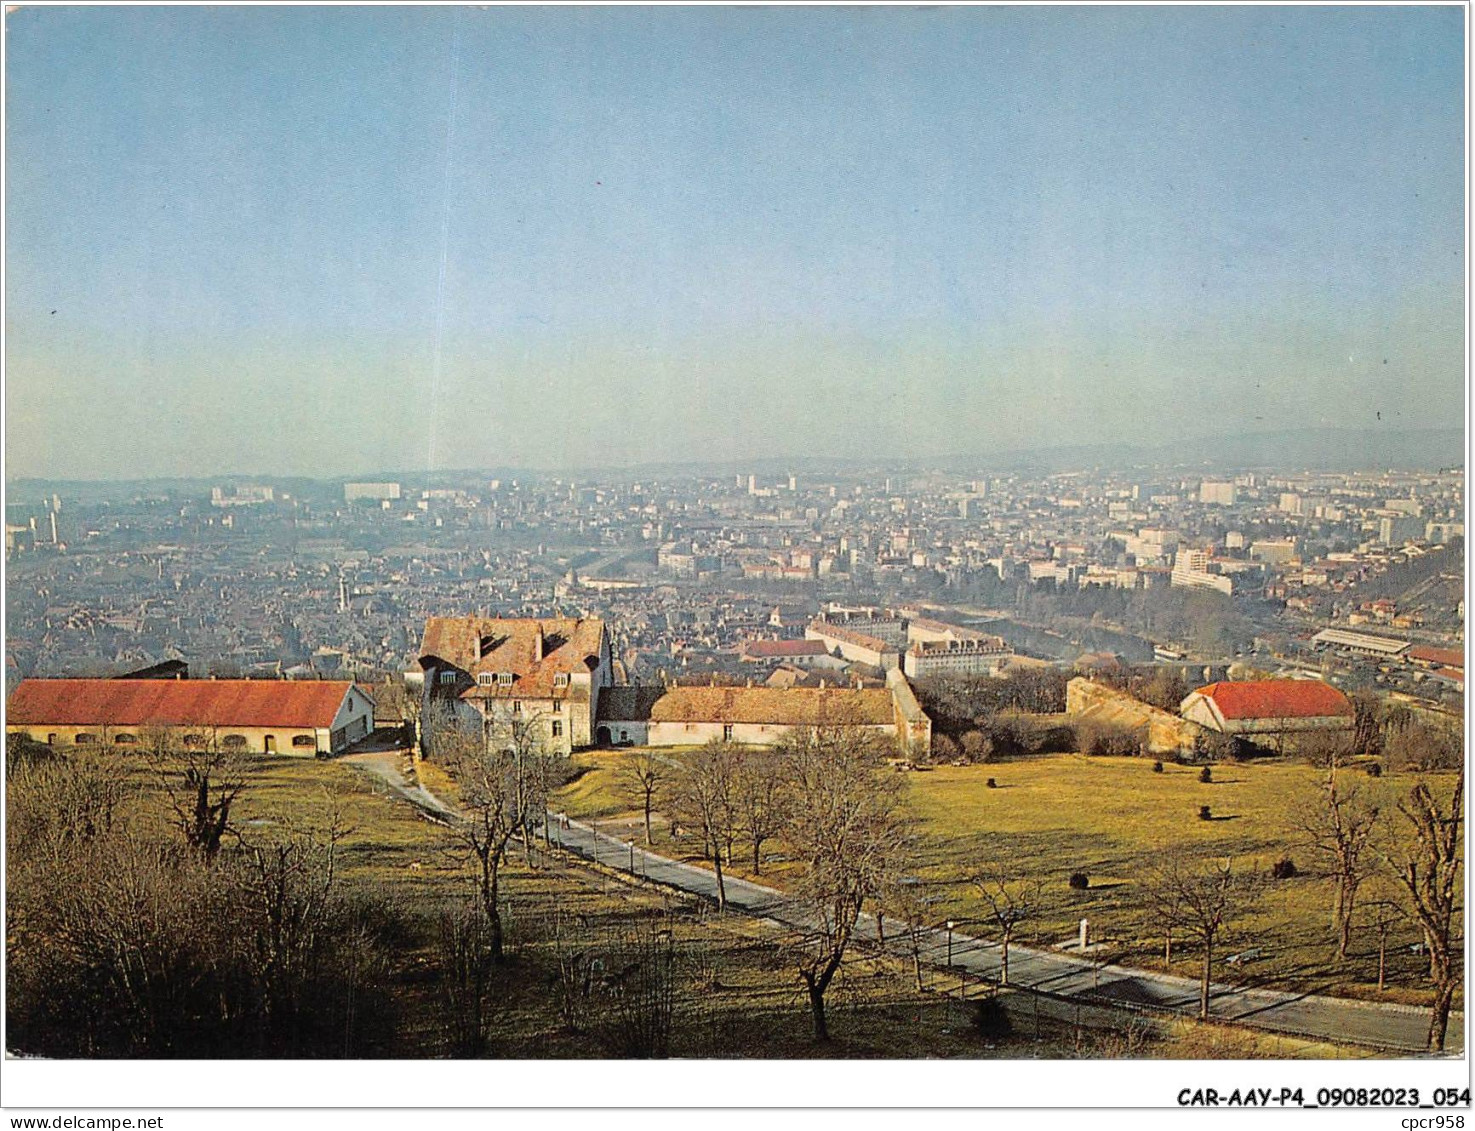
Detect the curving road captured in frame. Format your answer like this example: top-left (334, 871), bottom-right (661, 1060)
top-left (547, 813), bottom-right (1462, 1056)
top-left (337, 750), bottom-right (1461, 1056)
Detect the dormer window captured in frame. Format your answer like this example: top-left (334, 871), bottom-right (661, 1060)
top-left (497, 672), bottom-right (514, 687)
top-left (477, 672), bottom-right (494, 686)
top-left (554, 672), bottom-right (569, 688)
top-left (439, 670), bottom-right (456, 685)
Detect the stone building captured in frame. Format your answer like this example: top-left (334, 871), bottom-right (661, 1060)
top-left (418, 615), bottom-right (612, 756)
top-left (805, 620), bottom-right (901, 671)
top-left (1179, 679), bottom-right (1354, 752)
top-left (1065, 677), bottom-right (1205, 759)
top-left (596, 668), bottom-right (930, 756)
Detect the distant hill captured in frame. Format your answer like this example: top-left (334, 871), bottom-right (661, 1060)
top-left (926, 427), bottom-right (1465, 476)
top-left (7, 427), bottom-right (1463, 493)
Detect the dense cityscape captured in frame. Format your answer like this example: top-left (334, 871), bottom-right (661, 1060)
top-left (4, 3), bottom-right (1465, 1106)
top-left (7, 458), bottom-right (1464, 711)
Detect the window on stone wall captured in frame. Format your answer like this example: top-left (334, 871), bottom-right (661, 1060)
top-left (550, 720), bottom-right (563, 738)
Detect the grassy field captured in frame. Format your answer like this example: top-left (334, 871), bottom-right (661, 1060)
top-left (552, 747), bottom-right (1462, 1010)
top-left (117, 751), bottom-right (466, 901)
top-left (100, 748), bottom-right (1332, 1058)
top-left (108, 748), bottom-right (1370, 1057)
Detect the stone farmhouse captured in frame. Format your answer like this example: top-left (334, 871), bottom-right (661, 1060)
top-left (417, 615), bottom-right (613, 757)
top-left (419, 615), bottom-right (933, 758)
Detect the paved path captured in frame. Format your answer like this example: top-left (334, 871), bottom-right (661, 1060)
top-left (341, 750), bottom-right (456, 821)
top-left (547, 813), bottom-right (1462, 1056)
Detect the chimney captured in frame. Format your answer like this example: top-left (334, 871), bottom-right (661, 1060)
top-left (533, 624), bottom-right (545, 662)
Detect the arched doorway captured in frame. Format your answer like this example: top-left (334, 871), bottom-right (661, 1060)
top-left (596, 726), bottom-right (612, 746)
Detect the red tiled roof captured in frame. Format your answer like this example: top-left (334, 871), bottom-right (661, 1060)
top-left (1409, 646), bottom-right (1465, 670)
top-left (7, 679), bottom-right (355, 728)
top-left (419, 616), bottom-right (605, 698)
top-left (741, 639), bottom-right (829, 658)
top-left (1190, 680), bottom-right (1353, 721)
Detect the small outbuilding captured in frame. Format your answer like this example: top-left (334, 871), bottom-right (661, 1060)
top-left (1179, 679), bottom-right (1354, 753)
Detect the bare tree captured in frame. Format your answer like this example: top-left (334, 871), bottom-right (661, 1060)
top-left (374, 676), bottom-right (423, 750)
top-left (970, 863), bottom-right (1042, 986)
top-left (596, 917), bottom-right (678, 1058)
top-left (1348, 691), bottom-right (1385, 761)
top-left (1387, 770), bottom-right (1463, 1051)
top-left (1293, 764), bottom-right (1382, 959)
top-left (143, 726), bottom-right (249, 861)
top-left (780, 727), bottom-right (908, 1041)
top-left (436, 901), bottom-right (501, 1056)
top-left (7, 753), bottom-right (400, 1058)
top-left (433, 707), bottom-right (557, 961)
top-left (1366, 898), bottom-right (1407, 993)
top-left (1144, 855), bottom-right (1262, 1021)
top-left (617, 748), bottom-right (668, 846)
top-left (7, 744), bottom-right (132, 856)
top-left (234, 795), bottom-right (352, 1048)
top-left (545, 906), bottom-right (598, 1034)
top-left (731, 747), bottom-right (789, 874)
top-left (671, 740), bottom-right (738, 910)
top-left (1297, 729), bottom-right (1358, 772)
top-left (883, 876), bottom-right (932, 992)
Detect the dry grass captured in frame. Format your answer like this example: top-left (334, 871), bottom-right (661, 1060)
top-left (553, 747), bottom-right (1462, 1009)
top-left (98, 746), bottom-right (1397, 1055)
top-left (104, 750), bottom-right (1107, 1056)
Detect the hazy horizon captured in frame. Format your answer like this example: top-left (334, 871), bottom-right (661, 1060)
top-left (5, 6), bottom-right (1465, 481)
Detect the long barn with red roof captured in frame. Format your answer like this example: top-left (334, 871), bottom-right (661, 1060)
top-left (6, 678), bottom-right (375, 756)
top-left (1179, 678), bottom-right (1354, 751)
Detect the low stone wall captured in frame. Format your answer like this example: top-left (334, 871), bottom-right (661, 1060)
top-left (1065, 678), bottom-right (1205, 759)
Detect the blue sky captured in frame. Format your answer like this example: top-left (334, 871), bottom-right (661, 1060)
top-left (5, 5), bottom-right (1464, 478)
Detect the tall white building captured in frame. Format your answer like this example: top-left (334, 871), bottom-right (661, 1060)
top-left (344, 482), bottom-right (402, 502)
top-left (1170, 550), bottom-right (1232, 595)
top-left (1199, 481), bottom-right (1237, 506)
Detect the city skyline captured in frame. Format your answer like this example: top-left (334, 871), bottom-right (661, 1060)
top-left (5, 5), bottom-right (1465, 480)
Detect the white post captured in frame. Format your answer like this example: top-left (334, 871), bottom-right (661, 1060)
top-left (1079, 918), bottom-right (1089, 951)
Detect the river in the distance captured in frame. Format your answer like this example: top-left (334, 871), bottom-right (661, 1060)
top-left (970, 617), bottom-right (1156, 664)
